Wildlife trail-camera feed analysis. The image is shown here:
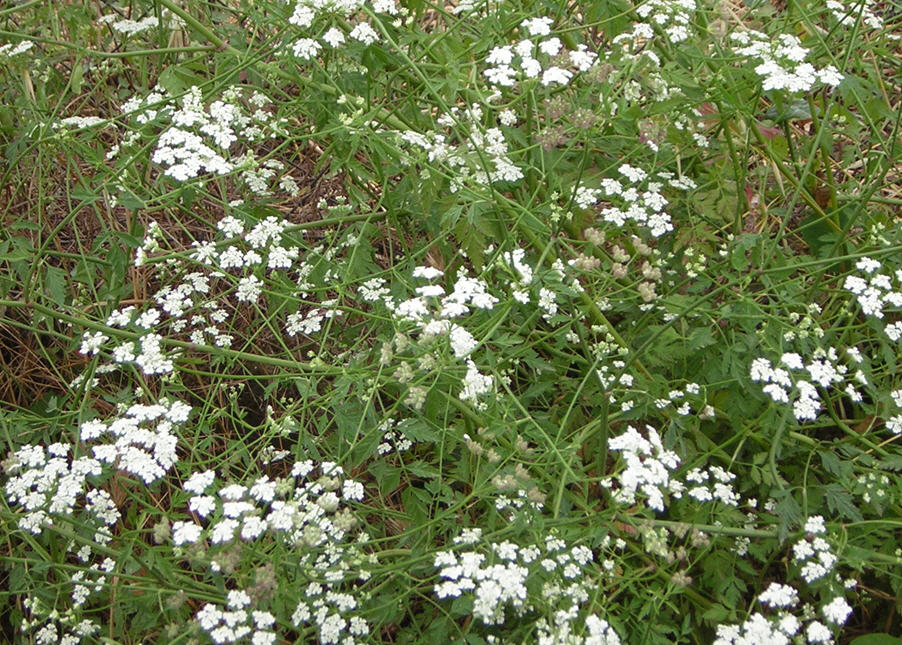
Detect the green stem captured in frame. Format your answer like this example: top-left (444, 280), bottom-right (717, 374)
top-left (0, 298), bottom-right (346, 375)
top-left (769, 410), bottom-right (789, 491)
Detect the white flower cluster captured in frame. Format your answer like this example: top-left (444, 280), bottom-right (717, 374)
top-left (685, 465), bottom-right (740, 506)
top-left (482, 16), bottom-right (597, 89)
top-left (85, 311), bottom-right (177, 375)
top-left (854, 470), bottom-right (893, 504)
top-left (595, 21), bottom-right (713, 151)
top-left (717, 518), bottom-right (852, 644)
top-left (114, 86), bottom-right (294, 193)
top-left (826, 0), bottom-right (883, 30)
top-left (574, 166), bottom-right (697, 238)
top-left (241, 157), bottom-right (300, 197)
top-left (385, 265), bottom-right (498, 405)
top-left (844, 256), bottom-right (902, 342)
top-left (596, 356), bottom-right (636, 413)
top-left (376, 418), bottom-right (414, 455)
top-left (287, 0), bottom-right (398, 56)
top-left (400, 102), bottom-right (523, 190)
top-left (435, 537), bottom-right (530, 622)
top-left (151, 87), bottom-right (242, 180)
top-left (5, 397), bottom-right (188, 642)
top-left (634, 0), bottom-right (696, 44)
top-left (85, 399), bottom-right (186, 482)
top-left (20, 597), bottom-right (100, 645)
top-left (434, 529), bottom-right (619, 641)
top-left (195, 592), bottom-right (277, 645)
top-left (291, 583), bottom-right (370, 644)
top-left (714, 608), bottom-right (801, 645)
top-left (793, 516), bottom-right (838, 584)
top-left (5, 398), bottom-right (188, 535)
top-left (653, 381), bottom-right (711, 418)
top-left (173, 460), bottom-right (372, 644)
top-left (600, 425), bottom-right (681, 512)
top-left (377, 250), bottom-right (592, 409)
top-left (56, 115), bottom-right (107, 130)
top-left (886, 389), bottom-right (902, 435)
top-left (501, 248), bottom-right (535, 305)
top-left (88, 209), bottom-right (313, 376)
top-left (750, 347), bottom-right (868, 422)
top-left (285, 302), bottom-right (341, 337)
top-left (731, 31), bottom-right (843, 93)
top-left (537, 615), bottom-right (621, 645)
top-left (172, 460), bottom-right (364, 549)
top-left (206, 213), bottom-right (300, 268)
top-left (0, 39), bottom-right (34, 59)
top-left (97, 9), bottom-right (185, 37)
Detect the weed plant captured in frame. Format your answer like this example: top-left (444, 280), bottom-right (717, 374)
top-left (0, 0), bottom-right (901, 643)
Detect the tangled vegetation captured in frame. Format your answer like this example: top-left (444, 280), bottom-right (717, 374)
top-left (1, 0), bottom-right (901, 643)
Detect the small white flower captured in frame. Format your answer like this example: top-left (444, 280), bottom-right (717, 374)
top-left (217, 215), bottom-right (244, 237)
top-left (541, 66), bottom-right (573, 86)
top-left (569, 44), bottom-right (597, 71)
top-left (460, 360), bottom-right (493, 403)
top-left (806, 620), bottom-right (832, 643)
top-left (818, 65), bottom-right (843, 86)
top-left (322, 28), bottom-right (346, 48)
top-left (372, 0), bottom-right (397, 13)
top-left (184, 470), bottom-right (216, 494)
top-left (538, 37), bottom-right (562, 57)
top-left (172, 520), bottom-right (202, 545)
top-left (211, 518), bottom-right (239, 544)
top-left (521, 16), bottom-right (553, 36)
top-left (349, 23), bottom-right (378, 45)
top-left (449, 325), bottom-right (478, 358)
top-left (486, 46), bottom-right (514, 66)
top-left (181, 479), bottom-right (214, 511)
top-left (484, 65), bottom-right (517, 86)
top-left (292, 38), bottom-right (321, 60)
top-left (79, 331), bottom-right (108, 355)
top-left (343, 480), bottom-right (365, 501)
top-left (412, 266), bottom-right (444, 280)
top-left (236, 275), bottom-right (263, 303)
top-left (804, 515), bottom-right (826, 534)
top-left (241, 516), bottom-right (267, 540)
top-left (758, 582), bottom-right (798, 608)
top-left (227, 589), bottom-right (252, 610)
top-left (498, 109), bottom-right (517, 126)
top-left (821, 596), bottom-right (852, 625)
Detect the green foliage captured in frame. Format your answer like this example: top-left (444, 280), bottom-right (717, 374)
top-left (1, 0), bottom-right (901, 642)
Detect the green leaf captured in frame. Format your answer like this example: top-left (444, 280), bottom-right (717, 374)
top-left (687, 326), bottom-right (716, 352)
top-left (116, 190), bottom-right (146, 211)
top-left (850, 636), bottom-right (902, 645)
top-left (818, 450), bottom-right (846, 478)
top-left (440, 204), bottom-right (464, 229)
top-left (397, 418), bottom-right (438, 443)
top-left (406, 460), bottom-right (441, 479)
top-left (44, 265), bottom-right (68, 307)
top-left (332, 399), bottom-right (366, 445)
top-left (765, 99), bottom-right (812, 123)
top-left (368, 460), bottom-right (401, 495)
top-left (823, 484), bottom-right (863, 521)
top-left (877, 455), bottom-right (902, 471)
top-left (773, 492), bottom-right (802, 543)
top-left (401, 485), bottom-right (433, 523)
top-left (730, 233), bottom-right (760, 272)
top-left (700, 603), bottom-right (730, 624)
top-left (157, 65), bottom-right (206, 95)
top-left (0, 245), bottom-right (33, 262)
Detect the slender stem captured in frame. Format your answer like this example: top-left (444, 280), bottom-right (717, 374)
top-left (0, 299), bottom-right (348, 374)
